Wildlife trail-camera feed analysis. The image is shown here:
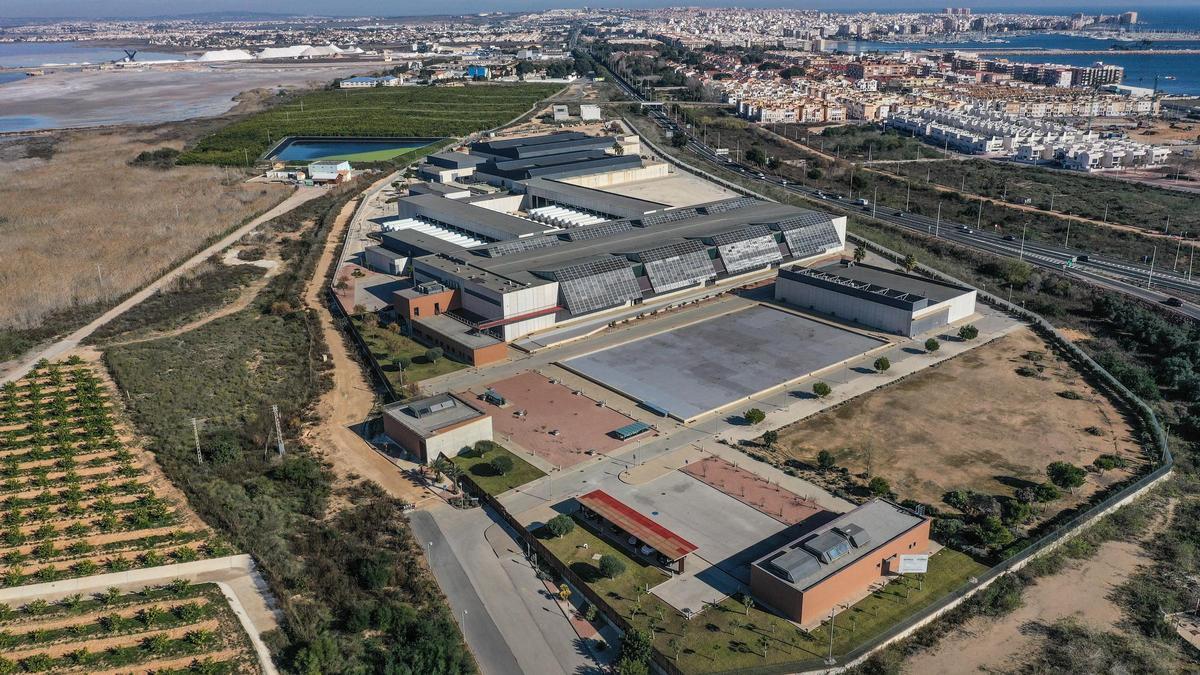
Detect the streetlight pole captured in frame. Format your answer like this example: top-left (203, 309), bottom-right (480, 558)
top-left (1064, 219), bottom-right (1072, 248)
top-left (1148, 245), bottom-right (1157, 288)
top-left (905, 181), bottom-right (911, 211)
top-left (976, 195), bottom-right (983, 229)
top-left (849, 164), bottom-right (856, 200)
top-left (1019, 222), bottom-right (1028, 261)
top-left (872, 185), bottom-right (878, 218)
top-left (934, 202), bottom-right (941, 238)
top-left (826, 607), bottom-right (837, 665)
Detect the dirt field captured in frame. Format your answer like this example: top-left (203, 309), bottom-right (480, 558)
top-left (0, 127), bottom-right (287, 330)
top-left (775, 327), bottom-right (1144, 511)
top-left (463, 371), bottom-right (646, 468)
top-left (681, 456), bottom-right (826, 526)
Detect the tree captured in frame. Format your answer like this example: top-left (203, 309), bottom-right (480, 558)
top-left (1034, 483), bottom-right (1061, 502)
top-left (489, 455), bottom-right (514, 476)
top-left (670, 132), bottom-right (688, 148)
top-left (766, 156), bottom-right (781, 170)
top-left (873, 356), bottom-right (891, 373)
top-left (868, 476), bottom-right (891, 496)
top-left (974, 516), bottom-right (1014, 548)
top-left (958, 324), bottom-right (979, 340)
top-left (903, 254), bottom-right (918, 272)
top-left (599, 554), bottom-right (626, 579)
top-left (1047, 461), bottom-right (1086, 493)
top-left (807, 167), bottom-right (823, 180)
top-left (812, 381), bottom-right (832, 398)
top-left (745, 146), bottom-right (767, 165)
top-left (741, 593), bottom-right (755, 616)
top-left (817, 450), bottom-right (836, 471)
top-left (853, 245), bottom-right (867, 263)
top-left (761, 430), bottom-right (778, 449)
top-left (744, 408), bottom-right (766, 425)
top-left (352, 303), bottom-right (368, 318)
top-left (925, 338), bottom-right (940, 353)
top-left (546, 514), bottom-right (575, 539)
top-left (397, 355), bottom-right (413, 370)
top-left (424, 347), bottom-right (443, 364)
top-left (616, 629), bottom-right (652, 674)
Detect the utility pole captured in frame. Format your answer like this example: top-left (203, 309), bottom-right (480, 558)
top-left (191, 418), bottom-right (203, 464)
top-left (848, 164), bottom-right (855, 200)
top-left (976, 195), bottom-right (983, 229)
top-left (271, 404), bottom-right (286, 457)
top-left (1064, 219), bottom-right (1072, 248)
top-left (934, 202), bottom-right (941, 237)
top-left (1174, 237), bottom-right (1183, 271)
top-left (825, 607), bottom-right (837, 665)
top-left (872, 185), bottom-right (878, 218)
top-left (905, 182), bottom-right (911, 211)
top-left (1019, 223), bottom-right (1028, 261)
top-left (1148, 245), bottom-right (1157, 288)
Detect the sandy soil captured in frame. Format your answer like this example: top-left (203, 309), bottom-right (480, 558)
top-left (776, 327), bottom-right (1143, 513)
top-left (300, 186), bottom-right (434, 508)
top-left (903, 538), bottom-right (1147, 674)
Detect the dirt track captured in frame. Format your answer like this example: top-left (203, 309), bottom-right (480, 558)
top-left (301, 181), bottom-right (433, 507)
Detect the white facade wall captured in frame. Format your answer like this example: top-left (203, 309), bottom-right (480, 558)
top-left (776, 281), bottom-right (916, 334)
top-left (427, 417), bottom-right (493, 460)
top-left (499, 283), bottom-right (560, 341)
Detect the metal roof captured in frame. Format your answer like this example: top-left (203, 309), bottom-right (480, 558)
top-left (381, 393), bottom-right (485, 439)
top-left (754, 499), bottom-right (927, 592)
top-left (577, 489), bottom-right (698, 561)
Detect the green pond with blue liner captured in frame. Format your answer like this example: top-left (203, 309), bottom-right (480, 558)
top-left (267, 136), bottom-right (441, 162)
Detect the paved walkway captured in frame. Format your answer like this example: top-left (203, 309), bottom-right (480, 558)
top-left (1, 186), bottom-right (325, 385)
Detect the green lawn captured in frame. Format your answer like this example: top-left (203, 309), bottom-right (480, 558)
top-left (534, 506), bottom-right (986, 674)
top-left (352, 317), bottom-right (465, 388)
top-left (178, 84), bottom-right (563, 166)
top-left (451, 442), bottom-right (545, 495)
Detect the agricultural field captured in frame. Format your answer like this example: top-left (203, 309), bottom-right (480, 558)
top-left (0, 581), bottom-right (260, 675)
top-left (178, 84), bottom-right (563, 166)
top-left (0, 359), bottom-right (228, 589)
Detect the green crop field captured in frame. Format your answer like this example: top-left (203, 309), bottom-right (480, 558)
top-left (178, 83), bottom-right (563, 166)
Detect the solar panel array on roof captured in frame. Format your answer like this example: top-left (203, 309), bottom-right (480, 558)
top-left (708, 224), bottom-right (774, 246)
top-left (698, 197), bottom-right (760, 215)
top-left (639, 241), bottom-right (717, 294)
top-left (717, 230), bottom-right (784, 275)
top-left (561, 220), bottom-right (635, 241)
top-left (549, 256), bottom-right (643, 315)
top-left (639, 208), bottom-right (700, 227)
top-left (479, 235), bottom-right (563, 258)
top-left (779, 221), bottom-right (842, 260)
top-left (763, 210), bottom-right (835, 232)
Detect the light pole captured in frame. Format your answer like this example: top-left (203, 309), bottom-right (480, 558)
top-left (905, 181), bottom-right (911, 211)
top-left (1064, 219), bottom-right (1072, 248)
top-left (848, 164), bottom-right (856, 200)
top-left (872, 185), bottom-right (878, 218)
top-left (1049, 192), bottom-right (1064, 213)
top-left (934, 202), bottom-right (942, 238)
top-left (1019, 222), bottom-right (1028, 261)
top-left (1148, 245), bottom-right (1157, 288)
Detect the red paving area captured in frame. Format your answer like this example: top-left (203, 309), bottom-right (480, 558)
top-left (682, 456), bottom-right (825, 525)
top-left (463, 371), bottom-right (646, 468)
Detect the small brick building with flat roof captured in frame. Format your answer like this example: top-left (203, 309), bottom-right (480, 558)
top-left (750, 499), bottom-right (931, 625)
top-left (381, 393), bottom-right (493, 464)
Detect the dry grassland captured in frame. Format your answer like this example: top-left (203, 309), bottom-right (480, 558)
top-left (0, 128), bottom-right (286, 330)
top-left (777, 327), bottom-right (1145, 511)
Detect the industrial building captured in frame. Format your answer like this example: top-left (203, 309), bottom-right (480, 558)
top-left (750, 500), bottom-right (931, 625)
top-left (380, 393), bottom-right (493, 464)
top-left (307, 160), bottom-right (353, 183)
top-left (375, 131), bottom-right (848, 351)
top-left (775, 262), bottom-right (977, 337)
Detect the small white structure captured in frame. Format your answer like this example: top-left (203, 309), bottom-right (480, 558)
top-left (364, 245), bottom-right (408, 275)
top-left (307, 160), bottom-right (352, 183)
top-left (552, 104), bottom-right (570, 121)
top-left (580, 104), bottom-right (602, 121)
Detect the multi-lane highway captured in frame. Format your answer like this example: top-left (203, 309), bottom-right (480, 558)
top-left (604, 66), bottom-right (1200, 320)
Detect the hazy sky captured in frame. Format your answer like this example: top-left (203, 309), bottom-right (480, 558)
top-left (2, 0), bottom-right (1194, 20)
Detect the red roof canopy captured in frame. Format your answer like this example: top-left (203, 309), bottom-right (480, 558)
top-left (577, 489), bottom-right (698, 561)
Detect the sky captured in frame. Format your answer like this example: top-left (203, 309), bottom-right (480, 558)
top-left (1, 0), bottom-right (1196, 20)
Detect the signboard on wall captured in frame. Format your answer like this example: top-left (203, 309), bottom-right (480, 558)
top-left (897, 554), bottom-right (929, 574)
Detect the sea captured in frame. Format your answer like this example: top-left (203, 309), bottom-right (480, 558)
top-left (841, 7), bottom-right (1200, 94)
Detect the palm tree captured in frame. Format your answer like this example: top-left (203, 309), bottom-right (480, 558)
top-left (903, 253), bottom-right (918, 272)
top-left (431, 457), bottom-right (453, 483)
top-left (853, 245), bottom-right (866, 264)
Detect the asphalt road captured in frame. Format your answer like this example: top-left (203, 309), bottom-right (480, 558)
top-left (408, 509), bottom-right (525, 675)
top-left (606, 66), bottom-right (1200, 321)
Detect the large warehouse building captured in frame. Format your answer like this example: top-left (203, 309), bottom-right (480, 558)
top-left (379, 131), bottom-right (849, 350)
top-left (750, 499), bottom-right (931, 626)
top-left (775, 262), bottom-right (977, 337)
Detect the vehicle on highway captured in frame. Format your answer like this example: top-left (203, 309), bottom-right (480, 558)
top-left (852, 198), bottom-right (869, 206)
top-left (756, 172), bottom-right (765, 179)
top-left (958, 225), bottom-right (973, 234)
top-left (1003, 234), bottom-right (1016, 241)
top-left (1164, 297), bottom-right (1184, 307)
top-left (1077, 254), bottom-right (1090, 263)
top-left (896, 211), bottom-right (906, 217)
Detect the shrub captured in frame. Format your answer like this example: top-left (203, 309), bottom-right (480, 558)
top-left (425, 347), bottom-right (443, 364)
top-left (1034, 483), bottom-right (1061, 502)
top-left (1093, 454), bottom-right (1126, 472)
top-left (812, 381), bottom-right (832, 398)
top-left (924, 338), bottom-right (940, 353)
top-left (873, 356), bottom-right (891, 373)
top-left (599, 554), bottom-right (626, 579)
top-left (817, 450), bottom-right (836, 471)
top-left (761, 430), bottom-right (778, 448)
top-left (958, 324), bottom-right (979, 340)
top-left (743, 408), bottom-right (766, 425)
top-left (490, 455), bottom-right (514, 476)
top-left (868, 476), bottom-right (891, 496)
top-left (546, 514), bottom-right (575, 539)
top-left (1047, 461), bottom-right (1087, 492)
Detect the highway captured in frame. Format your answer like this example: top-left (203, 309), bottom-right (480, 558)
top-left (604, 66), bottom-right (1200, 321)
